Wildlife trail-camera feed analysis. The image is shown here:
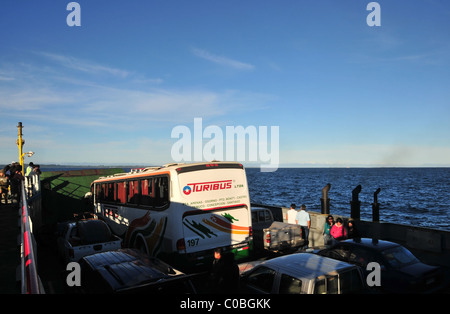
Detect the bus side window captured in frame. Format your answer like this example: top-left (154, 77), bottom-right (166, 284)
top-left (95, 184), bottom-right (103, 202)
top-left (117, 181), bottom-right (126, 204)
top-left (101, 184), bottom-right (107, 202)
top-left (128, 180), bottom-right (140, 205)
top-left (154, 176), bottom-right (169, 208)
top-left (107, 183), bottom-right (115, 202)
top-left (141, 179), bottom-right (154, 206)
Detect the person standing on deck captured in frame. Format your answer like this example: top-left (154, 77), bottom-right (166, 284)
top-left (25, 162), bottom-right (34, 176)
top-left (287, 203), bottom-right (297, 224)
top-left (208, 248), bottom-right (239, 293)
top-left (296, 204), bottom-right (310, 249)
top-left (10, 165), bottom-right (24, 203)
top-left (0, 170), bottom-right (9, 204)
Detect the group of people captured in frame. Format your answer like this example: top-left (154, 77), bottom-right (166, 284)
top-left (0, 162), bottom-right (41, 204)
top-left (286, 203), bottom-right (359, 248)
top-left (1, 162), bottom-right (24, 203)
top-left (323, 215), bottom-right (359, 245)
top-left (25, 162), bottom-right (41, 176)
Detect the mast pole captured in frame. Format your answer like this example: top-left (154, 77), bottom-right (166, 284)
top-left (17, 122), bottom-right (24, 175)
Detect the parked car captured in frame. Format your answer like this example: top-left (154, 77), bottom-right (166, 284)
top-left (77, 248), bottom-right (198, 294)
top-left (317, 238), bottom-right (445, 293)
top-left (57, 219), bottom-right (122, 263)
top-left (239, 253), bottom-right (366, 294)
top-left (251, 207), bottom-right (303, 252)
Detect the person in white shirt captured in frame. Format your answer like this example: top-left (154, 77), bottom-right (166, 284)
top-left (296, 204), bottom-right (310, 249)
top-left (286, 204), bottom-right (297, 224)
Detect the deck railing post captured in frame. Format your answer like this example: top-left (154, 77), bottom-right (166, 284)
top-left (350, 185), bottom-right (361, 220)
top-left (320, 183), bottom-right (331, 214)
top-left (372, 188), bottom-right (381, 222)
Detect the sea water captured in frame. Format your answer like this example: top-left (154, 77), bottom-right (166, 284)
top-left (246, 167), bottom-right (450, 231)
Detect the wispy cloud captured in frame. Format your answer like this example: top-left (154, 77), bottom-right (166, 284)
top-left (37, 52), bottom-right (131, 78)
top-left (0, 50), bottom-right (277, 165)
top-left (0, 75), bottom-right (14, 81)
top-left (191, 48), bottom-right (255, 70)
top-left (0, 52), bottom-right (269, 130)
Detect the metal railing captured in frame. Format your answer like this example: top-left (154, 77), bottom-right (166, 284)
top-left (19, 175), bottom-right (43, 294)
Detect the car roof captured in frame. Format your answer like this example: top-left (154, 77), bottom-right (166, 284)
top-left (338, 238), bottom-right (401, 250)
top-left (262, 253), bottom-right (358, 280)
top-left (82, 249), bottom-right (185, 291)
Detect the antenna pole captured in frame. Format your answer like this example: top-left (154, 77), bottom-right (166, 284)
top-left (17, 122), bottom-right (25, 174)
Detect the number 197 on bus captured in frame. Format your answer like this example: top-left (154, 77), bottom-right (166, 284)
top-left (187, 238), bottom-right (200, 247)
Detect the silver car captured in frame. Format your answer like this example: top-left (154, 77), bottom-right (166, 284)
top-left (239, 253), bottom-right (365, 294)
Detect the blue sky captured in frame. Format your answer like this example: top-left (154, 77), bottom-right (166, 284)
top-left (1, 0), bottom-right (449, 167)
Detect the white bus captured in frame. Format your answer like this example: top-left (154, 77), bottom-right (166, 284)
top-left (91, 162), bottom-right (253, 269)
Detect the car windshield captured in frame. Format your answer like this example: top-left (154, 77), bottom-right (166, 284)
top-left (381, 246), bottom-right (419, 268)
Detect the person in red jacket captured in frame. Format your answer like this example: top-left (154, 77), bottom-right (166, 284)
top-left (330, 218), bottom-right (347, 242)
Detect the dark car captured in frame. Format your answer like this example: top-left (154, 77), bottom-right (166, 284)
top-left (76, 248), bottom-right (198, 294)
top-left (317, 238), bottom-right (444, 293)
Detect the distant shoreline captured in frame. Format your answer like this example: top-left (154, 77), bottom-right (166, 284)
top-left (3, 163), bottom-right (449, 171)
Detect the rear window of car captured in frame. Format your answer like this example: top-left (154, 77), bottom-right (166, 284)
top-left (382, 246), bottom-right (419, 268)
top-left (252, 210), bottom-right (272, 223)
